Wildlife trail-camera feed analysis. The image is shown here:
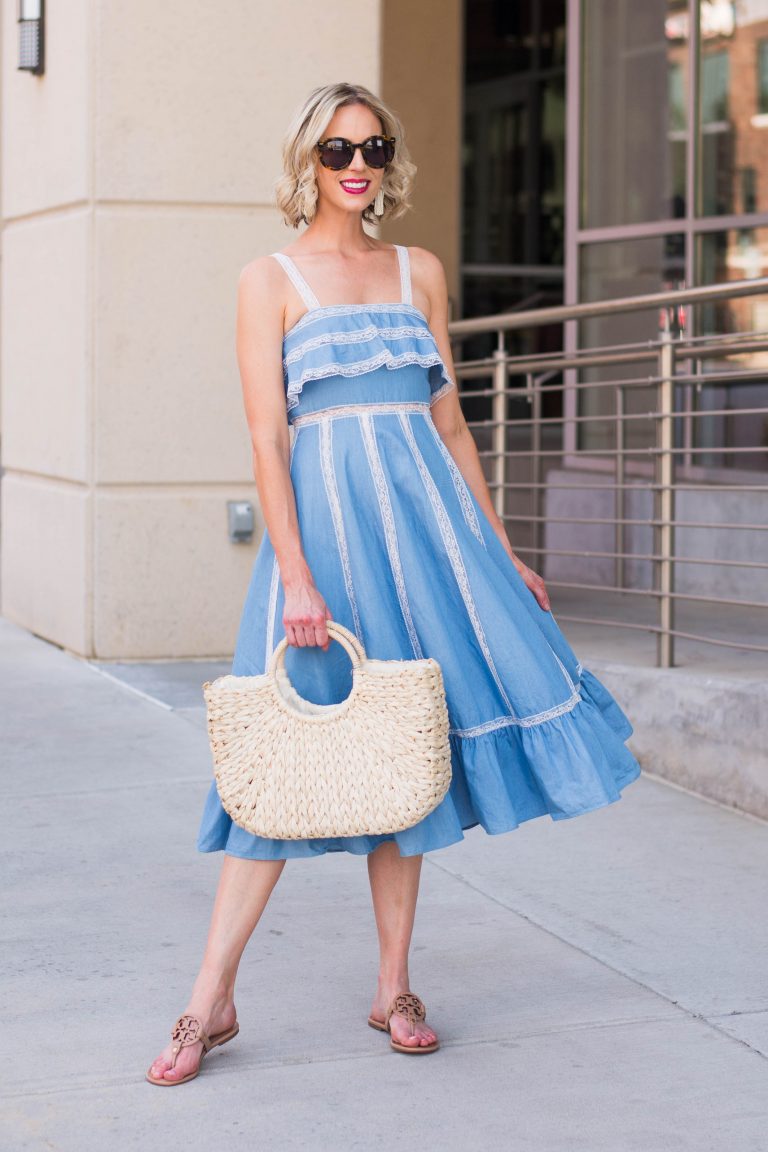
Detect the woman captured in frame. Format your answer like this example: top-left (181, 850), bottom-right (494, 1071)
top-left (147, 81), bottom-right (641, 1086)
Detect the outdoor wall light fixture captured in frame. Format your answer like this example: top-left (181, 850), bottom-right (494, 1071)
top-left (227, 501), bottom-right (255, 543)
top-left (18, 0), bottom-right (44, 75)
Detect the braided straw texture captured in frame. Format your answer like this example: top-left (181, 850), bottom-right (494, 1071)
top-left (203, 621), bottom-right (452, 839)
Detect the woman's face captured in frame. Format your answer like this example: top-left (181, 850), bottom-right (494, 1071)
top-left (313, 103), bottom-right (386, 218)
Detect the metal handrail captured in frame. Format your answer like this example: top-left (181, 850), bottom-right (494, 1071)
top-left (447, 275), bottom-right (768, 337)
top-left (448, 277), bottom-right (768, 670)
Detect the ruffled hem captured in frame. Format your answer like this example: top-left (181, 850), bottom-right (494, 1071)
top-left (195, 666), bottom-right (642, 860)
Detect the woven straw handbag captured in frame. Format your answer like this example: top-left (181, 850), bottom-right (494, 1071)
top-left (202, 620), bottom-right (452, 840)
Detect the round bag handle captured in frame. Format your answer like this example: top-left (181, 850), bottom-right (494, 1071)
top-left (267, 619), bottom-right (367, 678)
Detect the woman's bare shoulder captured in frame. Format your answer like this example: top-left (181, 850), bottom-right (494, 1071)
top-left (405, 244), bottom-right (446, 284)
top-left (238, 253), bottom-right (284, 298)
top-left (406, 245), bottom-right (446, 279)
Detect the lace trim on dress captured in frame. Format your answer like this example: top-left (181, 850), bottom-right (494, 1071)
top-left (319, 420), bottom-right (363, 643)
top-left (425, 417), bottom-right (485, 546)
top-left (429, 379), bottom-right (457, 405)
top-left (263, 428), bottom-right (302, 669)
top-left (264, 554), bottom-right (280, 673)
top-left (284, 302), bottom-right (430, 342)
top-left (359, 412), bottom-right (424, 660)
top-left (449, 689), bottom-right (582, 736)
top-left (399, 411), bottom-right (517, 717)
top-left (286, 349), bottom-right (456, 410)
top-left (284, 324), bottom-right (435, 367)
top-left (292, 400), bottom-right (430, 426)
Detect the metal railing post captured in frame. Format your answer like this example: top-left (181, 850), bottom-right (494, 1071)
top-left (492, 334), bottom-right (507, 520)
top-left (615, 384), bottom-right (625, 590)
top-left (529, 373), bottom-right (542, 564)
top-left (655, 326), bottom-right (676, 668)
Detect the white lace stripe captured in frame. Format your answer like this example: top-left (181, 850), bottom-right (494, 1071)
top-left (264, 554), bottom-right (280, 671)
top-left (264, 424), bottom-right (302, 667)
top-left (319, 420), bottom-right (363, 642)
top-left (551, 650), bottom-right (578, 694)
top-left (396, 244), bottom-right (413, 305)
top-left (399, 411), bottom-right (516, 716)
top-left (287, 302), bottom-right (428, 339)
top-left (271, 252), bottom-right (321, 311)
top-left (293, 401), bottom-right (430, 427)
top-left (284, 324), bottom-right (435, 366)
top-left (450, 689), bottom-right (581, 736)
top-left (425, 417), bottom-right (485, 547)
top-left (358, 412), bottom-right (423, 659)
top-left (289, 425), bottom-right (301, 465)
top-left (428, 408), bottom-right (574, 694)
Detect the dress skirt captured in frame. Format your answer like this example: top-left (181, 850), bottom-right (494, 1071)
top-left (196, 361), bottom-right (642, 860)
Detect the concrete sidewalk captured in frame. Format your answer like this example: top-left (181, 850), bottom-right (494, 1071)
top-left (2, 615), bottom-right (767, 1152)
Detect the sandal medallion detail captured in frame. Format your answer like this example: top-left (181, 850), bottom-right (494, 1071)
top-left (368, 992), bottom-right (439, 1055)
top-left (145, 1013), bottom-right (240, 1086)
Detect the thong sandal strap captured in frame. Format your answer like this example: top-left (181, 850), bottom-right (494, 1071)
top-left (385, 993), bottom-right (427, 1037)
top-left (168, 1014), bottom-right (212, 1069)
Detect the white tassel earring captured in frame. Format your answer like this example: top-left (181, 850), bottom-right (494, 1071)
top-left (374, 187), bottom-right (385, 217)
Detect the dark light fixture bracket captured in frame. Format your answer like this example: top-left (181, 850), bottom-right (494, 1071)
top-left (18, 0), bottom-right (44, 76)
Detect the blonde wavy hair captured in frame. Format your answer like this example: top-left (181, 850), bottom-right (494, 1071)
top-left (275, 82), bottom-right (417, 229)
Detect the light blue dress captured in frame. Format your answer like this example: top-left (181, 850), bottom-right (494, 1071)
top-left (197, 244), bottom-right (641, 860)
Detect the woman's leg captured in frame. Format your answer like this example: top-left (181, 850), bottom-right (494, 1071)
top-left (367, 841), bottom-right (438, 1049)
top-left (148, 854), bottom-right (285, 1082)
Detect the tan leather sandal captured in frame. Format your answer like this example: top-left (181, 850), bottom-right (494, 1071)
top-left (367, 992), bottom-right (439, 1054)
top-left (145, 1012), bottom-right (240, 1086)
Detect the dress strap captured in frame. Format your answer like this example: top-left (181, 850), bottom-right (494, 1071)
top-left (395, 244), bottom-right (413, 306)
top-left (270, 252), bottom-right (322, 311)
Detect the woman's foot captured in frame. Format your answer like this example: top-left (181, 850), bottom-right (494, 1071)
top-left (368, 985), bottom-right (438, 1050)
top-left (147, 993), bottom-right (237, 1084)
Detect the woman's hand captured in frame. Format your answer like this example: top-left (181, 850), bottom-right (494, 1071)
top-left (504, 546), bottom-right (551, 612)
top-left (282, 577), bottom-right (333, 649)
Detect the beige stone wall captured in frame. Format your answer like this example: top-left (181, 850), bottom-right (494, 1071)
top-left (1, 0), bottom-right (93, 650)
top-left (1, 0), bottom-right (462, 659)
top-left (0, 1), bottom-right (379, 659)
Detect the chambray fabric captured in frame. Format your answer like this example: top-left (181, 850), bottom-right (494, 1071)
top-left (196, 246), bottom-right (642, 860)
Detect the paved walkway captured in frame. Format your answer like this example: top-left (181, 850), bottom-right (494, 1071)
top-left (2, 615), bottom-right (767, 1151)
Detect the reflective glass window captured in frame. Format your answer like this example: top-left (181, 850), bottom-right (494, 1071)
top-left (582, 0), bottom-right (688, 227)
top-left (699, 1), bottom-right (768, 215)
top-left (759, 38), bottom-right (768, 112)
top-left (578, 235), bottom-right (686, 452)
top-left (694, 229), bottom-right (768, 471)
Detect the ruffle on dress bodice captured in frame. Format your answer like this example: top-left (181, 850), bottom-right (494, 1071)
top-left (281, 304), bottom-right (456, 412)
top-left (270, 246), bottom-right (456, 413)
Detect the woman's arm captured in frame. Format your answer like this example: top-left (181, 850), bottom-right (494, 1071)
top-left (236, 258), bottom-right (332, 648)
top-left (409, 247), bottom-right (550, 613)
